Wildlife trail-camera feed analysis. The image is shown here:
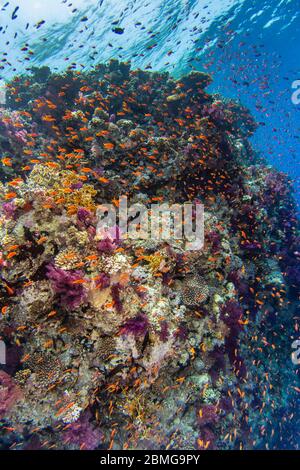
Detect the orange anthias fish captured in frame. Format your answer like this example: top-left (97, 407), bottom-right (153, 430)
top-left (4, 192), bottom-right (17, 200)
top-left (1, 157), bottom-right (13, 167)
top-left (103, 142), bottom-right (115, 150)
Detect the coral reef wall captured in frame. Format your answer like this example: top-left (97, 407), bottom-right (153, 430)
top-left (0, 61), bottom-right (299, 450)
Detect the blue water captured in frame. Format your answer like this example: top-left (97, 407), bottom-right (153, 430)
top-left (0, 0), bottom-right (299, 205)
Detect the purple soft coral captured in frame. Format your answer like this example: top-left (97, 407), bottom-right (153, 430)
top-left (77, 207), bottom-right (92, 226)
top-left (221, 300), bottom-right (246, 377)
top-left (111, 283), bottom-right (123, 313)
top-left (2, 202), bottom-right (17, 219)
top-left (221, 300), bottom-right (243, 334)
top-left (63, 411), bottom-right (103, 450)
top-left (46, 265), bottom-right (86, 309)
top-left (97, 237), bottom-right (117, 254)
top-left (0, 110), bottom-right (28, 146)
top-left (197, 404), bottom-right (219, 426)
top-left (119, 313), bottom-right (149, 337)
top-left (97, 225), bottom-right (122, 253)
top-left (159, 321), bottom-right (169, 342)
top-left (95, 273), bottom-right (110, 289)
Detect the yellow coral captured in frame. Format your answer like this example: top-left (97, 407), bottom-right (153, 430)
top-left (27, 165), bottom-right (97, 214)
top-left (143, 252), bottom-right (166, 273)
top-left (50, 183), bottom-right (97, 214)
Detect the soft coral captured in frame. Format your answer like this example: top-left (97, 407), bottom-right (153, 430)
top-left (46, 265), bottom-right (86, 309)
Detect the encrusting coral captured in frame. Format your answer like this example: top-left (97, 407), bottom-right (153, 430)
top-left (0, 61), bottom-right (299, 450)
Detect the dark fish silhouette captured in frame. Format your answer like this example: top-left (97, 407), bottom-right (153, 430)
top-left (112, 27), bottom-right (124, 35)
top-left (11, 5), bottom-right (19, 19)
top-left (36, 20), bottom-right (45, 29)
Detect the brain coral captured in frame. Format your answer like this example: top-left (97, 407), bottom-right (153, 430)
top-left (180, 275), bottom-right (210, 307)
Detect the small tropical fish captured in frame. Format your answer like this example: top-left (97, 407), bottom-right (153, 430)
top-left (4, 192), bottom-right (17, 200)
top-left (1, 157), bottom-right (13, 166)
top-left (103, 142), bottom-right (115, 150)
top-left (72, 279), bottom-right (87, 285)
top-left (1, 306), bottom-right (8, 315)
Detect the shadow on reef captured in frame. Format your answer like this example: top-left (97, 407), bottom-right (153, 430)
top-left (0, 60), bottom-right (299, 450)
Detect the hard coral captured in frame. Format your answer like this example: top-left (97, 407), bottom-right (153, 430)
top-left (180, 275), bottom-right (210, 307)
top-left (24, 352), bottom-right (62, 389)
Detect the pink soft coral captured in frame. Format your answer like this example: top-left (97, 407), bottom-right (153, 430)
top-left (0, 371), bottom-right (23, 419)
